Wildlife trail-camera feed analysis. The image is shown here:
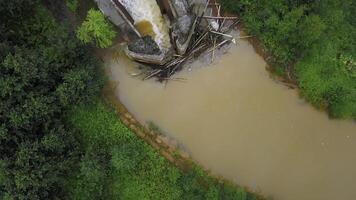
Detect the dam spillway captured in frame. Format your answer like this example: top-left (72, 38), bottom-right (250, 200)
top-left (118, 0), bottom-right (171, 50)
top-left (96, 0), bottom-right (238, 75)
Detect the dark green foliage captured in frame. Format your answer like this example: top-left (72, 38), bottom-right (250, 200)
top-left (220, 0), bottom-right (356, 118)
top-left (0, 1), bottom-right (102, 199)
top-left (66, 155), bottom-right (110, 200)
top-left (1, 0), bottom-right (260, 199)
top-left (0, 0), bottom-right (38, 26)
top-left (225, 0), bottom-right (325, 65)
top-left (66, 0), bottom-right (79, 12)
top-left (67, 100), bottom-right (259, 200)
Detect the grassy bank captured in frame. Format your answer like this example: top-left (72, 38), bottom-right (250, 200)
top-left (220, 0), bottom-right (356, 118)
top-left (66, 99), bottom-right (261, 200)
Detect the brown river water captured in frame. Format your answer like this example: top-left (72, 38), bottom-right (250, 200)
top-left (105, 38), bottom-right (356, 200)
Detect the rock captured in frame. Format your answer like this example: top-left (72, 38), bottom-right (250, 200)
top-left (128, 36), bottom-right (161, 55)
top-left (124, 113), bottom-right (136, 123)
top-left (156, 135), bottom-right (168, 144)
top-left (157, 135), bottom-right (169, 148)
top-left (129, 118), bottom-right (137, 124)
top-left (149, 130), bottom-right (156, 136)
top-left (179, 149), bottom-right (190, 159)
top-left (147, 139), bottom-right (160, 150)
top-left (136, 130), bottom-right (146, 138)
top-left (168, 146), bottom-right (177, 153)
top-left (121, 118), bottom-right (130, 126)
top-left (155, 137), bottom-right (163, 144)
top-left (124, 113), bottom-right (132, 119)
top-left (129, 124), bottom-right (137, 131)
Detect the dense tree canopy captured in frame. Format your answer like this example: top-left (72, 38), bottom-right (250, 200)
top-left (0, 1), bottom-right (102, 199)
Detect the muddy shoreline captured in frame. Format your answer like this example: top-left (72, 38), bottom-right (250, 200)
top-left (102, 81), bottom-right (266, 200)
top-left (235, 23), bottom-right (298, 89)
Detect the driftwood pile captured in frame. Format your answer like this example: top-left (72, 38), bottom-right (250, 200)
top-left (143, 1), bottom-right (243, 81)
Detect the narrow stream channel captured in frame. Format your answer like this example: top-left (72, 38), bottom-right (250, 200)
top-left (105, 37), bottom-right (356, 200)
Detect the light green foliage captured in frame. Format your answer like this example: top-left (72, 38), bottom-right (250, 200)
top-left (296, 40), bottom-right (356, 118)
top-left (66, 0), bottom-right (78, 12)
top-left (76, 9), bottom-right (116, 48)
top-left (295, 0), bottom-right (356, 118)
top-left (220, 0), bottom-right (356, 118)
top-left (339, 54), bottom-right (356, 78)
top-left (68, 100), bottom-right (258, 200)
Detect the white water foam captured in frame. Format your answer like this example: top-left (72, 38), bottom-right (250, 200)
top-left (118, 0), bottom-right (171, 50)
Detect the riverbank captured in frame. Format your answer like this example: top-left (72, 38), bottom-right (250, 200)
top-left (219, 0), bottom-right (356, 119)
top-left (67, 95), bottom-right (264, 200)
top-left (238, 27), bottom-right (298, 89)
top-left (106, 36), bottom-right (356, 200)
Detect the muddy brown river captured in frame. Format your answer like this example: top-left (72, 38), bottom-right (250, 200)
top-left (105, 38), bottom-right (356, 200)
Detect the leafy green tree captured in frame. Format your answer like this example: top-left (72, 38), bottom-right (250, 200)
top-left (76, 9), bottom-right (116, 48)
top-left (0, 2), bottom-right (103, 199)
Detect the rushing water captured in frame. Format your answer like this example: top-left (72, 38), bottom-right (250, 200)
top-left (118, 0), bottom-right (171, 50)
top-left (105, 38), bottom-right (356, 200)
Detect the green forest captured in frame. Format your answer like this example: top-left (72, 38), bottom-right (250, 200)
top-left (1, 0), bottom-right (355, 199)
top-left (220, 0), bottom-right (356, 118)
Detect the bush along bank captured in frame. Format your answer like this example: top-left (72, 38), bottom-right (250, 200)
top-left (64, 82), bottom-right (265, 200)
top-left (219, 0), bottom-right (356, 119)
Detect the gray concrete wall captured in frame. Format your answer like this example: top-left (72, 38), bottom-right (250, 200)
top-left (95, 0), bottom-right (125, 27)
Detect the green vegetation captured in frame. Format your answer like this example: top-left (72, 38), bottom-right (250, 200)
top-left (5, 0), bottom-right (354, 199)
top-left (0, 1), bottom-right (102, 199)
top-left (0, 0), bottom-right (262, 199)
top-left (77, 9), bottom-right (116, 48)
top-left (66, 99), bottom-right (259, 200)
top-left (66, 0), bottom-right (79, 12)
top-left (220, 0), bottom-right (356, 118)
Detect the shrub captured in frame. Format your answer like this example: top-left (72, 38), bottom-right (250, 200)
top-left (76, 9), bottom-right (116, 48)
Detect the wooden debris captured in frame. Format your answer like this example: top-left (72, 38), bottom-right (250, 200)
top-left (200, 16), bottom-right (238, 20)
top-left (140, 0), bottom-right (242, 81)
